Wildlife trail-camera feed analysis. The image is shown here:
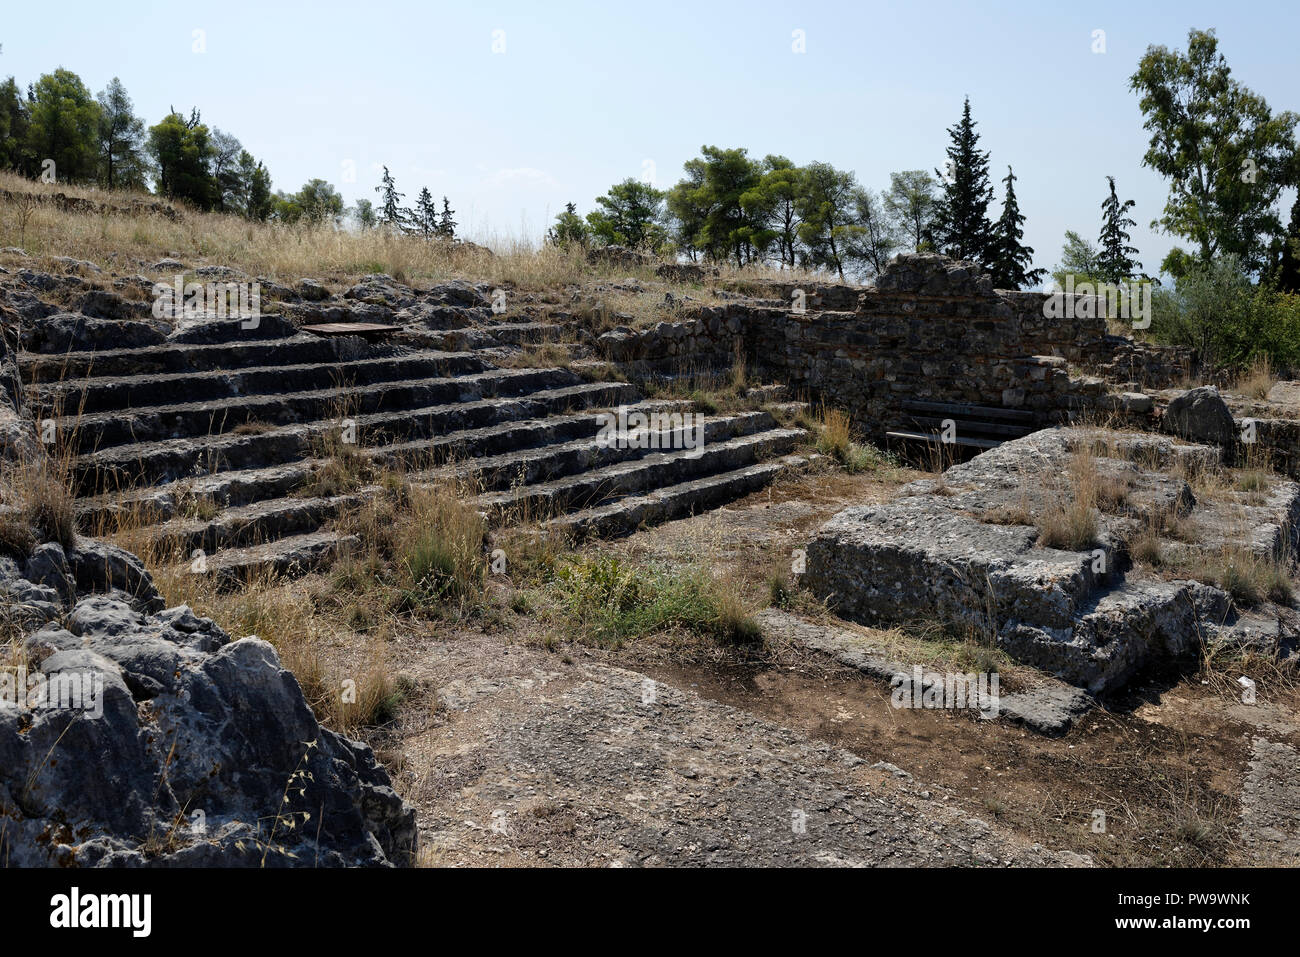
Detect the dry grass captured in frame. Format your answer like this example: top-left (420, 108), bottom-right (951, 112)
top-left (0, 171), bottom-right (844, 294)
top-left (0, 444), bottom-right (79, 555)
top-left (500, 342), bottom-right (572, 370)
top-left (1233, 355), bottom-right (1275, 400)
top-left (1171, 545), bottom-right (1295, 607)
top-left (1036, 446), bottom-right (1102, 550)
top-left (797, 403), bottom-right (896, 474)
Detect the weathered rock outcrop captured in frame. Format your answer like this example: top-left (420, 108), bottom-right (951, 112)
top-left (0, 542), bottom-right (416, 866)
top-left (804, 428), bottom-right (1299, 694)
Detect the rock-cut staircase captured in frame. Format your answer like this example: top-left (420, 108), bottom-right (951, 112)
top-left (20, 318), bottom-right (802, 586)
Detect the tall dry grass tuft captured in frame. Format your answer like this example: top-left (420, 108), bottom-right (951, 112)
top-left (0, 422), bottom-right (81, 555)
top-left (1036, 445), bottom-right (1103, 550)
top-left (391, 479), bottom-right (488, 610)
top-left (1233, 355), bottom-right (1275, 400)
top-left (798, 403), bottom-right (895, 474)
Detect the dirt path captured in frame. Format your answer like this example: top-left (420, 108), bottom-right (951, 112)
top-left (385, 631), bottom-right (1087, 866)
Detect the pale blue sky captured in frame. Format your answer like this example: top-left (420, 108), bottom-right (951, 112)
top-left (3, 0), bottom-right (1296, 279)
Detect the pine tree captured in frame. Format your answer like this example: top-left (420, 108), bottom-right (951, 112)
top-left (927, 97), bottom-right (996, 265)
top-left (95, 77), bottom-right (147, 190)
top-left (437, 196), bottom-right (457, 239)
top-left (1096, 175), bottom-right (1142, 283)
top-left (413, 187), bottom-right (438, 239)
top-left (374, 166), bottom-right (411, 232)
top-left (987, 167), bottom-right (1044, 289)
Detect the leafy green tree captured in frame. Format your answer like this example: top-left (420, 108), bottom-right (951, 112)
top-left (234, 150), bottom-right (273, 221)
top-left (147, 109), bottom-right (219, 208)
top-left (437, 196), bottom-right (457, 239)
top-left (413, 187), bottom-right (438, 239)
top-left (95, 77), bottom-right (147, 191)
top-left (928, 97), bottom-right (996, 264)
top-left (271, 190), bottom-right (300, 222)
top-left (842, 187), bottom-right (899, 278)
top-left (351, 198), bottom-right (378, 231)
top-left (295, 178), bottom-right (345, 224)
top-left (671, 146), bottom-right (764, 265)
top-left (795, 161), bottom-right (861, 279)
top-left (27, 68), bottom-right (101, 183)
top-left (986, 167), bottom-right (1044, 289)
top-left (884, 170), bottom-right (938, 253)
top-left (375, 166), bottom-right (411, 232)
top-left (1051, 230), bottom-right (1103, 289)
top-left (208, 129), bottom-right (246, 212)
top-left (586, 178), bottom-right (666, 250)
top-left (740, 156), bottom-right (804, 268)
top-left (666, 159), bottom-right (708, 262)
top-left (0, 77), bottom-right (33, 175)
top-left (1151, 255), bottom-right (1300, 372)
top-left (1130, 28), bottom-right (1299, 274)
top-left (547, 202), bottom-right (589, 247)
top-left (1096, 176), bottom-right (1142, 283)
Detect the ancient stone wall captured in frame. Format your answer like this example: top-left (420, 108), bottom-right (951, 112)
top-left (599, 254), bottom-right (1192, 435)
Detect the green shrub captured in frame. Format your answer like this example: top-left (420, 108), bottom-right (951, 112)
top-left (1149, 256), bottom-right (1300, 376)
top-left (552, 554), bottom-right (761, 646)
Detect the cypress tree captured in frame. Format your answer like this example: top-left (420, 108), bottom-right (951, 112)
top-left (413, 187), bottom-right (437, 239)
top-left (987, 166), bottom-right (1044, 289)
top-left (437, 196), bottom-right (457, 239)
top-left (374, 166), bottom-right (410, 232)
top-left (928, 97), bottom-right (996, 265)
top-left (1277, 195), bottom-right (1300, 293)
top-left (1096, 175), bottom-right (1142, 282)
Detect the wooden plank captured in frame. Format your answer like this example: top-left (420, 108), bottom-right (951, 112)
top-left (904, 415), bottom-right (1036, 438)
top-left (885, 430), bottom-right (1002, 450)
top-left (900, 399), bottom-right (1037, 423)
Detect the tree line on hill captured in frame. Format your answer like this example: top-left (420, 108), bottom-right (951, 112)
top-left (0, 68), bottom-right (456, 238)
top-left (550, 29), bottom-right (1299, 299)
top-left (546, 98), bottom-right (1142, 291)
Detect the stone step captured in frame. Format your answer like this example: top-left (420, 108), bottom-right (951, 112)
top-left (900, 399), bottom-right (1038, 424)
top-left (904, 415), bottom-right (1037, 439)
top-left (53, 366), bottom-right (581, 452)
top-left (78, 398), bottom-right (689, 532)
top-left (443, 409), bottom-right (776, 494)
top-left (145, 491), bottom-right (368, 557)
top-left (19, 333), bottom-right (365, 381)
top-left (28, 349), bottom-right (490, 416)
top-left (420, 322), bottom-right (562, 351)
top-left (142, 407), bottom-right (717, 558)
top-left (549, 459), bottom-right (793, 539)
top-left (77, 460), bottom-right (327, 532)
top-left (199, 530), bottom-right (359, 590)
top-left (431, 405), bottom-right (774, 496)
top-left (74, 380), bottom-right (637, 494)
top-left (145, 408), bottom-right (732, 555)
top-left (477, 427), bottom-right (803, 521)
